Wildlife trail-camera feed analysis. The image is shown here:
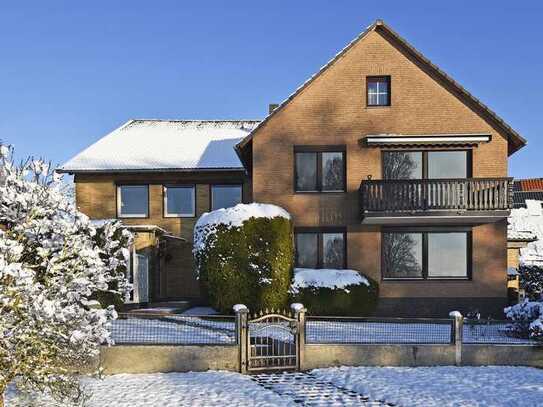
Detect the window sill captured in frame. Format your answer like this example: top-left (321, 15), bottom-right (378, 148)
top-left (365, 105), bottom-right (391, 109)
top-left (294, 190), bottom-right (346, 194)
top-left (382, 278), bottom-right (471, 282)
top-left (164, 214), bottom-right (196, 218)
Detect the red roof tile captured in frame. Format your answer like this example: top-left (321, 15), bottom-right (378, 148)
top-left (520, 179), bottom-right (543, 192)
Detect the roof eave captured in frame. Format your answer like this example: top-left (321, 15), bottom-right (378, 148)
top-left (57, 167), bottom-right (246, 175)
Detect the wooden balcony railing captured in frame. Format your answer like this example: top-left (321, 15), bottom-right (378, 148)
top-left (360, 178), bottom-right (513, 213)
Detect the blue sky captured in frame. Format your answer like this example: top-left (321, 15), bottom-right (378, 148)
top-left (1, 1), bottom-right (541, 178)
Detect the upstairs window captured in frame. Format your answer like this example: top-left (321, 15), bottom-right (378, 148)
top-left (117, 185), bottom-right (149, 218)
top-left (211, 185), bottom-right (242, 210)
top-left (383, 150), bottom-right (470, 180)
top-left (163, 185), bottom-right (195, 217)
top-left (294, 147), bottom-right (346, 192)
top-left (295, 228), bottom-right (346, 269)
top-left (367, 76), bottom-right (390, 106)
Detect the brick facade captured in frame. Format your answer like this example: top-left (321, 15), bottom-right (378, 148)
top-left (249, 28), bottom-right (511, 316)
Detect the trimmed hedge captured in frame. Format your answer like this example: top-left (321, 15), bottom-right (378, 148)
top-left (194, 215), bottom-right (294, 314)
top-left (291, 277), bottom-right (379, 316)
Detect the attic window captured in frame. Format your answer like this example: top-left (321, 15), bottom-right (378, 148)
top-left (367, 76), bottom-right (390, 106)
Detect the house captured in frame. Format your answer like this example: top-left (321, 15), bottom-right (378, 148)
top-left (59, 20), bottom-right (527, 317)
top-left (513, 179), bottom-right (543, 208)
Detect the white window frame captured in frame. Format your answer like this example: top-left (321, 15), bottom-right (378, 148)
top-left (367, 77), bottom-right (390, 106)
top-left (163, 185), bottom-right (196, 218)
top-left (117, 185), bottom-right (149, 218)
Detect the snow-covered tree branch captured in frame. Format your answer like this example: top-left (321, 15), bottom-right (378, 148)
top-left (0, 144), bottom-right (132, 406)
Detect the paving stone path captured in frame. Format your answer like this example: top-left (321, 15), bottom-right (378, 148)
top-left (251, 371), bottom-right (392, 406)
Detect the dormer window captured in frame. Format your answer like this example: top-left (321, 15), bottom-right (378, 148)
top-left (367, 76), bottom-right (390, 106)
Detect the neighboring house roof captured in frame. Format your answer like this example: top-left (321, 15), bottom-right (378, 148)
top-left (58, 119), bottom-right (261, 173)
top-left (507, 229), bottom-right (537, 242)
top-left (513, 179), bottom-right (543, 208)
top-left (236, 19), bottom-right (526, 162)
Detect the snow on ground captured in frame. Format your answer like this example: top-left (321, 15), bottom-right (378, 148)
top-left (181, 306), bottom-right (219, 315)
top-left (311, 366), bottom-right (543, 407)
top-left (291, 268), bottom-right (369, 293)
top-left (6, 371), bottom-right (294, 407)
top-left (7, 367), bottom-right (543, 407)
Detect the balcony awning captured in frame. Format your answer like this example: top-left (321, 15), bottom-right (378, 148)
top-left (360, 134), bottom-right (491, 148)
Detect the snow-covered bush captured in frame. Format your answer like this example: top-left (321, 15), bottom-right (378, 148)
top-left (505, 300), bottom-right (543, 340)
top-left (290, 268), bottom-right (378, 316)
top-left (193, 203), bottom-right (293, 314)
top-left (0, 145), bottom-right (132, 405)
top-left (518, 264), bottom-right (543, 301)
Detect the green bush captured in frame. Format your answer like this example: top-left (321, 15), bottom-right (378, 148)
top-left (290, 274), bottom-right (379, 316)
top-left (194, 208), bottom-right (294, 314)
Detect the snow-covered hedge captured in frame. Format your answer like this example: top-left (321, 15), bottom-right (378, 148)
top-left (193, 203), bottom-right (293, 313)
top-left (505, 300), bottom-right (543, 340)
top-left (0, 145), bottom-right (132, 404)
top-left (290, 268), bottom-right (378, 316)
top-left (518, 264), bottom-right (543, 301)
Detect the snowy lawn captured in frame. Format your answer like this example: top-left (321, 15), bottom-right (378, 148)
top-left (312, 365), bottom-right (543, 407)
top-left (7, 366), bottom-right (543, 406)
top-left (6, 371), bottom-right (293, 407)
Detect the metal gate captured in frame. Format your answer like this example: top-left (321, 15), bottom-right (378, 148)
top-left (247, 310), bottom-right (299, 372)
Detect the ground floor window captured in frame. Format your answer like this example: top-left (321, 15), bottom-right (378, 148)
top-left (295, 228), bottom-right (346, 269)
top-left (382, 228), bottom-right (471, 280)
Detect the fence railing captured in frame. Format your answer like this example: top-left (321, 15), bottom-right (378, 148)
top-left (108, 312), bottom-right (538, 347)
top-left (359, 177), bottom-right (513, 213)
top-left (110, 313), bottom-right (236, 345)
top-left (305, 316), bottom-right (454, 344)
top-left (463, 319), bottom-right (536, 345)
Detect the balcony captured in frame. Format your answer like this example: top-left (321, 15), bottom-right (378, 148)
top-left (359, 177), bottom-right (513, 224)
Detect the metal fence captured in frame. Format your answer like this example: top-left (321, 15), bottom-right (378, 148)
top-left (110, 313), bottom-right (237, 345)
top-left (305, 316), bottom-right (454, 344)
top-left (463, 319), bottom-right (537, 345)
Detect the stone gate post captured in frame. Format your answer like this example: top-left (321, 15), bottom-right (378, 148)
top-left (234, 304), bottom-right (249, 374)
top-left (291, 303), bottom-right (306, 371)
top-left (449, 310), bottom-right (464, 366)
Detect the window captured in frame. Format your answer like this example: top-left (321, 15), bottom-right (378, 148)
top-left (294, 147), bottom-right (346, 192)
top-left (367, 76), bottom-right (390, 106)
top-left (117, 185), bottom-right (148, 218)
top-left (211, 185), bottom-right (242, 210)
top-left (295, 228), bottom-right (346, 269)
top-left (163, 185), bottom-right (195, 217)
top-left (383, 150), bottom-right (470, 180)
top-left (382, 229), bottom-right (471, 280)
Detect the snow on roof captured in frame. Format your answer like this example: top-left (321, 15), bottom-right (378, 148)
top-left (59, 119), bottom-right (261, 172)
top-left (509, 200), bottom-right (543, 266)
top-left (291, 268), bottom-right (369, 293)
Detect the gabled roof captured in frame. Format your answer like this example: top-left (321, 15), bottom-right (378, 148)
top-left (516, 178), bottom-right (543, 192)
top-left (513, 179), bottom-right (543, 208)
top-left (236, 19), bottom-right (526, 161)
top-left (58, 119), bottom-right (261, 173)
